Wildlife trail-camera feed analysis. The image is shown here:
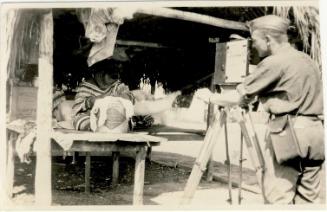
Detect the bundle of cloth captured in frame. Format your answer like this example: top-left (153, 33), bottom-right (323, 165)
top-left (76, 8), bottom-right (137, 66)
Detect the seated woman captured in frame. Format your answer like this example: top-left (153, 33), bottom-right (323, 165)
top-left (72, 59), bottom-right (180, 131)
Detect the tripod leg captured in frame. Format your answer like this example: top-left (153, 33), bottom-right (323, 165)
top-left (238, 132), bottom-right (244, 204)
top-left (224, 121), bottom-right (233, 204)
top-left (206, 154), bottom-right (214, 182)
top-left (181, 110), bottom-right (226, 205)
top-left (238, 112), bottom-right (267, 203)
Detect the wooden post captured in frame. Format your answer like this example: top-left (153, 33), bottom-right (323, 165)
top-left (136, 8), bottom-right (248, 31)
top-left (112, 151), bottom-right (120, 187)
top-left (133, 146), bottom-right (146, 205)
top-left (6, 132), bottom-right (16, 198)
top-left (1, 8), bottom-right (18, 207)
top-left (35, 10), bottom-right (53, 206)
top-left (181, 110), bottom-right (226, 204)
top-left (85, 152), bottom-right (91, 193)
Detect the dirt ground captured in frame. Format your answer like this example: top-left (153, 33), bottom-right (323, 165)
top-left (7, 120), bottom-right (326, 207)
top-left (11, 155), bottom-right (195, 206)
top-left (10, 154), bottom-right (259, 206)
top-left (9, 149), bottom-right (325, 207)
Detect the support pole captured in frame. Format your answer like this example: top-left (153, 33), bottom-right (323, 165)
top-left (136, 8), bottom-right (248, 31)
top-left (35, 10), bottom-right (53, 206)
top-left (1, 9), bottom-right (19, 206)
top-left (6, 132), bottom-right (16, 199)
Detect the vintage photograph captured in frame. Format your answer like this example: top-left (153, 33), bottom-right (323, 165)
top-left (0, 0), bottom-right (325, 209)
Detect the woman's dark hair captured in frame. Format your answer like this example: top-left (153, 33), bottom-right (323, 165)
top-left (90, 59), bottom-right (121, 80)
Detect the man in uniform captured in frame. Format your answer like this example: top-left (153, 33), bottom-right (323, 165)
top-left (203, 15), bottom-right (324, 204)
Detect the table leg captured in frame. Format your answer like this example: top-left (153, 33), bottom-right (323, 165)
top-left (112, 151), bottom-right (120, 187)
top-left (133, 146), bottom-right (146, 205)
top-left (146, 146), bottom-right (152, 162)
top-left (6, 132), bottom-right (16, 198)
top-left (85, 152), bottom-right (91, 193)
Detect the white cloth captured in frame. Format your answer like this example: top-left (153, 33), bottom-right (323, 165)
top-left (15, 129), bottom-right (36, 163)
top-left (78, 8), bottom-right (137, 66)
top-left (90, 96), bottom-right (134, 132)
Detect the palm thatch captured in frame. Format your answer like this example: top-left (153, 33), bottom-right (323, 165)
top-left (273, 6), bottom-right (321, 70)
top-left (5, 9), bottom-right (41, 79)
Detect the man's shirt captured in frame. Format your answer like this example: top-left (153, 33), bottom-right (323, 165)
top-left (237, 43), bottom-right (323, 116)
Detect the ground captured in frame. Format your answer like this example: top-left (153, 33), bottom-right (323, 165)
top-left (11, 155), bottom-right (263, 206)
top-left (12, 156), bottom-right (191, 205)
top-left (9, 150), bottom-right (326, 207)
top-left (7, 120), bottom-right (326, 207)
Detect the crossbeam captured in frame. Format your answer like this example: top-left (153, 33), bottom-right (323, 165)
top-left (136, 8), bottom-right (248, 31)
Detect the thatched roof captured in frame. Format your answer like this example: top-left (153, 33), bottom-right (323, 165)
top-left (5, 6), bottom-right (321, 92)
top-left (273, 6), bottom-right (321, 69)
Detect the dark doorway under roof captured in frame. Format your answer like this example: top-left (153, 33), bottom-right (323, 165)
top-left (52, 7), bottom-right (266, 92)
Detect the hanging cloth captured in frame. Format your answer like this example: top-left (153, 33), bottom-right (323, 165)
top-left (77, 8), bottom-right (135, 66)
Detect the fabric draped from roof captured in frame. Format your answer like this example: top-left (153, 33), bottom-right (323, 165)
top-left (76, 8), bottom-right (136, 66)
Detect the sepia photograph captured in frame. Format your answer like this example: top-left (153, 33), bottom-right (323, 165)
top-left (0, 0), bottom-right (325, 209)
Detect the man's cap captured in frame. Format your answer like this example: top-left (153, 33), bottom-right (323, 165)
top-left (247, 15), bottom-right (290, 33)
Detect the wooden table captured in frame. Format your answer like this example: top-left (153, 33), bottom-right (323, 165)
top-left (6, 128), bottom-right (166, 205)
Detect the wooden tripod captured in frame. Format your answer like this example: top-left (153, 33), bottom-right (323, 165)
top-left (180, 108), bottom-right (266, 205)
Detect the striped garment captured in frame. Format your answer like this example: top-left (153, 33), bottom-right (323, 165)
top-left (53, 90), bottom-right (66, 111)
top-left (72, 80), bottom-right (135, 131)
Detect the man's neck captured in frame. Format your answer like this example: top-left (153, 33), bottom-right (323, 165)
top-left (270, 42), bottom-right (291, 55)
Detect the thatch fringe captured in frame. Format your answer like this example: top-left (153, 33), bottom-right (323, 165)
top-left (6, 9), bottom-right (41, 79)
top-left (273, 6), bottom-right (321, 70)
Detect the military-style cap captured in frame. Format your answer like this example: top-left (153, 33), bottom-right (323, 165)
top-left (247, 15), bottom-right (290, 33)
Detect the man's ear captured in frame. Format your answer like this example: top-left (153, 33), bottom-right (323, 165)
top-left (265, 34), bottom-right (274, 44)
top-left (265, 35), bottom-right (270, 43)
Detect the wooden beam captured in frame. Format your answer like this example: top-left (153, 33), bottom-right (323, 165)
top-left (116, 40), bottom-right (168, 48)
top-left (6, 132), bottom-right (17, 199)
top-left (136, 8), bottom-right (248, 31)
top-left (35, 10), bottom-right (53, 206)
